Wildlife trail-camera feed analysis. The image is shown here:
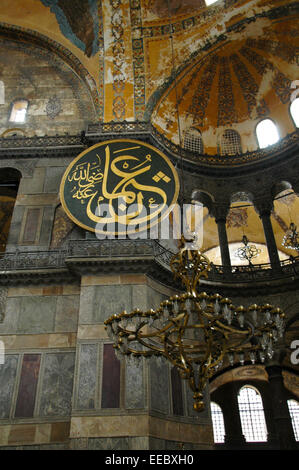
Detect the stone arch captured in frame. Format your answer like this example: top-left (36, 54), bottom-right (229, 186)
top-left (0, 22), bottom-right (100, 119)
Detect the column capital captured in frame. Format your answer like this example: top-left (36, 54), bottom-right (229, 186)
top-left (210, 203), bottom-right (230, 223)
top-left (254, 198), bottom-right (274, 217)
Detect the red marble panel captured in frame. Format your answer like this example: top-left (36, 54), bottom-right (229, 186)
top-left (15, 354), bottom-right (41, 418)
top-left (22, 208), bottom-right (40, 243)
top-left (101, 344), bottom-right (120, 409)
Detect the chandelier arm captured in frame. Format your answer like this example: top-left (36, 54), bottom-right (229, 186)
top-left (128, 338), bottom-right (164, 355)
top-left (214, 320), bottom-right (251, 335)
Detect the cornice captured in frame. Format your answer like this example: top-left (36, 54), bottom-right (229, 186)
top-left (1, 242), bottom-right (299, 297)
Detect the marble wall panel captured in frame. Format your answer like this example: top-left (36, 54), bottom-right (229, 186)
top-left (80, 285), bottom-right (132, 324)
top-left (21, 208), bottom-right (41, 243)
top-left (15, 354), bottom-right (41, 418)
top-left (0, 297), bottom-right (20, 334)
top-left (44, 166), bottom-right (65, 193)
top-left (125, 359), bottom-right (145, 410)
top-left (150, 360), bottom-right (169, 414)
top-left (171, 367), bottom-right (184, 416)
top-left (76, 343), bottom-right (98, 410)
top-left (17, 296), bottom-right (56, 334)
top-left (54, 295), bottom-right (79, 332)
top-left (39, 352), bottom-right (75, 417)
top-left (0, 354), bottom-right (19, 418)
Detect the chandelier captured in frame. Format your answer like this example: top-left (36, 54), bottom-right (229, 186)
top-left (282, 222), bottom-right (299, 252)
top-left (104, 236), bottom-right (285, 412)
top-left (235, 234), bottom-right (261, 263)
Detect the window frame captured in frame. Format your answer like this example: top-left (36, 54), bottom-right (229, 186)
top-left (210, 401), bottom-right (226, 444)
top-left (8, 99), bottom-right (29, 125)
top-left (255, 118), bottom-right (280, 149)
top-left (289, 97), bottom-right (299, 129)
top-left (287, 399), bottom-right (299, 441)
top-left (237, 385), bottom-right (268, 442)
top-left (183, 127), bottom-right (204, 154)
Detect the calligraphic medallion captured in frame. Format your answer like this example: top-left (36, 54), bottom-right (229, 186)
top-left (60, 139), bottom-right (180, 236)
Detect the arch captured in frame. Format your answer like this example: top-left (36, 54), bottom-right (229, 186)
top-left (0, 22), bottom-right (100, 118)
top-left (1, 128), bottom-right (26, 138)
top-left (256, 118), bottom-right (280, 149)
top-left (271, 180), bottom-right (293, 200)
top-left (191, 189), bottom-right (214, 211)
top-left (230, 191), bottom-right (254, 205)
top-left (287, 399), bottom-right (299, 441)
top-left (237, 385), bottom-right (268, 442)
top-left (220, 129), bottom-right (242, 156)
top-left (210, 401), bottom-right (225, 443)
top-left (183, 127), bottom-right (204, 154)
top-left (290, 98), bottom-right (299, 128)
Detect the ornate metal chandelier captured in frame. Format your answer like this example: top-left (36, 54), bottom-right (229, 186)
top-left (104, 236), bottom-right (285, 412)
top-left (282, 222), bottom-right (299, 252)
top-left (235, 234), bottom-right (261, 263)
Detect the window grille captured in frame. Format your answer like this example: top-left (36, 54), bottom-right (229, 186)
top-left (237, 386), bottom-right (268, 442)
top-left (184, 128), bottom-right (203, 154)
top-left (210, 401), bottom-right (225, 443)
top-left (287, 399), bottom-right (299, 441)
top-left (220, 129), bottom-right (242, 155)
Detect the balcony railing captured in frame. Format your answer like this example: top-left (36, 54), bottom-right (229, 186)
top-left (0, 240), bottom-right (299, 285)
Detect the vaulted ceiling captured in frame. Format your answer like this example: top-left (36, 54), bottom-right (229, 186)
top-left (0, 0), bottom-right (297, 153)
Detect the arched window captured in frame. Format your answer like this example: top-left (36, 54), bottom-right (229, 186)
top-left (256, 119), bottom-right (279, 149)
top-left (287, 399), bottom-right (299, 441)
top-left (220, 129), bottom-right (242, 155)
top-left (290, 98), bottom-right (299, 128)
top-left (210, 402), bottom-right (225, 443)
top-left (237, 386), bottom-right (268, 442)
top-left (9, 99), bottom-right (29, 124)
top-left (0, 81), bottom-right (4, 105)
top-left (184, 128), bottom-right (204, 154)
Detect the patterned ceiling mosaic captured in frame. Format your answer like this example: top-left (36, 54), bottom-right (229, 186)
top-left (151, 31), bottom-right (298, 139)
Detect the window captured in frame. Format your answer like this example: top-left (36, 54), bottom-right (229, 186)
top-left (220, 129), bottom-right (242, 155)
top-left (237, 386), bottom-right (268, 442)
top-left (0, 81), bottom-right (4, 105)
top-left (205, 0), bottom-right (218, 5)
top-left (290, 98), bottom-right (299, 128)
top-left (210, 402), bottom-right (225, 443)
top-left (287, 399), bottom-right (299, 441)
top-left (184, 127), bottom-right (203, 154)
top-left (9, 100), bottom-right (28, 123)
top-left (256, 119), bottom-right (279, 149)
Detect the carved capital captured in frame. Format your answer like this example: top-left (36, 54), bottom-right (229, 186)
top-left (254, 198), bottom-right (274, 217)
top-left (210, 203), bottom-right (231, 223)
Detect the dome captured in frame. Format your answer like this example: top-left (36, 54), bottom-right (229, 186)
top-left (150, 14), bottom-right (299, 163)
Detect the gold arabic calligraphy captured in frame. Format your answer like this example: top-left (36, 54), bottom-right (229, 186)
top-left (67, 145), bottom-right (169, 226)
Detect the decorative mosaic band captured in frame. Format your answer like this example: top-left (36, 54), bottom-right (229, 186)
top-left (130, 0), bottom-right (146, 120)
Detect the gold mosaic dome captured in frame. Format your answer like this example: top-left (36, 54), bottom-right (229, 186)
top-left (150, 14), bottom-right (299, 158)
